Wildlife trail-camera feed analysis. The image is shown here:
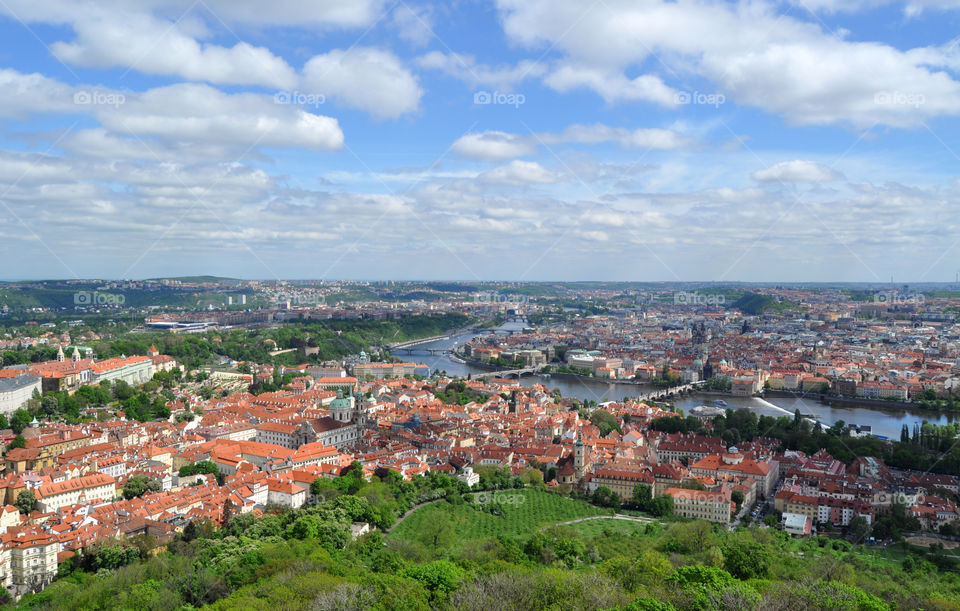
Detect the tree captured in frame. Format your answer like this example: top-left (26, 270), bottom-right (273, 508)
top-left (648, 495), bottom-right (674, 517)
top-left (731, 490), bottom-right (745, 510)
top-left (333, 461), bottom-right (365, 495)
top-left (123, 475), bottom-right (161, 500)
top-left (521, 467), bottom-right (543, 486)
top-left (10, 409), bottom-right (31, 434)
top-left (633, 483), bottom-right (653, 507)
top-left (15, 490), bottom-right (36, 514)
top-left (848, 515), bottom-right (870, 543)
top-left (40, 395), bottom-right (59, 417)
top-left (311, 477), bottom-right (341, 503)
top-left (222, 499), bottom-right (236, 525)
top-left (592, 486), bottom-right (620, 509)
top-left (287, 515), bottom-right (323, 539)
top-left (589, 409), bottom-right (621, 436)
top-left (420, 511), bottom-right (455, 549)
top-left (178, 461), bottom-right (219, 478)
top-left (113, 380), bottom-right (134, 401)
top-left (404, 560), bottom-right (466, 606)
top-left (4, 434), bottom-right (26, 454)
top-left (675, 520), bottom-right (716, 553)
top-left (828, 419), bottom-right (847, 437)
top-left (722, 540), bottom-right (770, 579)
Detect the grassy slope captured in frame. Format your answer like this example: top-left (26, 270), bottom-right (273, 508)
top-left (387, 489), bottom-right (609, 544)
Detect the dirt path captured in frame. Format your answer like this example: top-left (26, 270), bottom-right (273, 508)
top-left (549, 514), bottom-right (656, 528)
top-left (385, 498), bottom-right (444, 533)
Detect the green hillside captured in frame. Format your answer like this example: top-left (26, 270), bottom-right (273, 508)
top-left (732, 292), bottom-right (799, 315)
top-left (13, 464), bottom-right (960, 610)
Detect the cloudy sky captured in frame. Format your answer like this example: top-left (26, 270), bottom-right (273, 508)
top-left (2, 0), bottom-right (960, 282)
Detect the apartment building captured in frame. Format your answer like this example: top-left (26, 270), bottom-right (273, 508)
top-left (689, 450), bottom-right (778, 497)
top-left (2, 527), bottom-right (58, 594)
top-left (35, 473), bottom-right (116, 512)
top-left (665, 486), bottom-right (733, 524)
top-left (588, 468), bottom-right (653, 498)
top-left (351, 362), bottom-right (418, 380)
top-left (254, 422), bottom-right (299, 449)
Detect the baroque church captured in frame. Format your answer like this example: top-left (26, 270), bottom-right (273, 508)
top-left (293, 390), bottom-right (372, 450)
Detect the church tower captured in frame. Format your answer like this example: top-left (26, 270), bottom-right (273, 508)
top-left (574, 429), bottom-right (588, 477)
top-left (56, 346), bottom-right (64, 362)
top-left (353, 392), bottom-right (374, 428)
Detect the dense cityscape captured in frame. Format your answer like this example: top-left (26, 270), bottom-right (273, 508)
top-left (0, 281), bottom-right (955, 607)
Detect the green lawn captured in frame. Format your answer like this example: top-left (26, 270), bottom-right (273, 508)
top-left (388, 488), bottom-right (609, 545)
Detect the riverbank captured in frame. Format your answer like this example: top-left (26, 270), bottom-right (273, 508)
top-left (762, 389), bottom-right (956, 415)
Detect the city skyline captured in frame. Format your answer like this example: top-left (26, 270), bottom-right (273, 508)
top-left (2, 1), bottom-right (960, 281)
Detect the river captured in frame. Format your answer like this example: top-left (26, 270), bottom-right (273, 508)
top-left (396, 324), bottom-right (958, 440)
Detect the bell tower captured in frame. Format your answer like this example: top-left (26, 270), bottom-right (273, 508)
top-left (574, 429), bottom-right (587, 476)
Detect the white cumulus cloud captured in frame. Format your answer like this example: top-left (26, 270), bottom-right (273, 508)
top-left (302, 48), bottom-right (422, 120)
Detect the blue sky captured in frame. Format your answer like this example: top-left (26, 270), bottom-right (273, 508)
top-left (2, 0), bottom-right (960, 282)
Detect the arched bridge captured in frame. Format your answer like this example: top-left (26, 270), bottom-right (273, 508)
top-left (472, 366), bottom-right (544, 380)
top-left (636, 381), bottom-right (704, 403)
top-left (386, 335), bottom-right (449, 351)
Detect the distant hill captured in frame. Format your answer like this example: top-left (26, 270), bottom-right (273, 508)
top-left (732, 292), bottom-right (798, 315)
